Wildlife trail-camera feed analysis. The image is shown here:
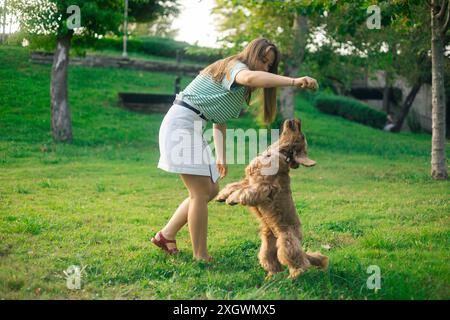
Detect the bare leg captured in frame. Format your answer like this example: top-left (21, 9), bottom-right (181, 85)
top-left (182, 174), bottom-right (219, 260)
top-left (157, 174), bottom-right (218, 260)
top-left (158, 197), bottom-right (190, 251)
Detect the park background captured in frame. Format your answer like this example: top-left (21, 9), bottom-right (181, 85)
top-left (0, 0), bottom-right (449, 299)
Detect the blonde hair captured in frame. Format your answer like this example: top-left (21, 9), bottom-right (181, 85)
top-left (200, 38), bottom-right (281, 124)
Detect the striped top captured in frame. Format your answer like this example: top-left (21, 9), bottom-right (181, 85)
top-left (178, 60), bottom-right (249, 123)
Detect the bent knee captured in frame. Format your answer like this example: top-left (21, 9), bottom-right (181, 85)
top-left (188, 192), bottom-right (210, 202)
top-left (209, 182), bottom-right (219, 201)
top-left (188, 183), bottom-right (219, 202)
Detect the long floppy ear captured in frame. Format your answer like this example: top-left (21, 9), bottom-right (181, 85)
top-left (294, 151), bottom-right (316, 167)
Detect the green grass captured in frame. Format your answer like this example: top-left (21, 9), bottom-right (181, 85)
top-left (0, 45), bottom-right (449, 300)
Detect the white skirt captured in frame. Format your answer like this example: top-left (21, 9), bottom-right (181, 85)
top-left (157, 103), bottom-right (220, 183)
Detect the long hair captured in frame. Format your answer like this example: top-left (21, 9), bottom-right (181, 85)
top-left (200, 38), bottom-right (281, 124)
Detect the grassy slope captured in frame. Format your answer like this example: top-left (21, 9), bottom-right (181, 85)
top-left (0, 46), bottom-right (449, 300)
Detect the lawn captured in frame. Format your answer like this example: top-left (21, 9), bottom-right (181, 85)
top-left (0, 45), bottom-right (449, 300)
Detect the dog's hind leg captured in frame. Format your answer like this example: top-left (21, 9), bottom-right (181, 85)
top-left (276, 230), bottom-right (310, 280)
top-left (257, 221), bottom-right (283, 279)
top-left (305, 251), bottom-right (329, 270)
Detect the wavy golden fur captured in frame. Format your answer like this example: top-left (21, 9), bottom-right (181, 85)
top-left (216, 118), bottom-right (328, 279)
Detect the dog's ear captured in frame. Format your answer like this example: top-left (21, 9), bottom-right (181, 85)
top-left (293, 151), bottom-right (316, 167)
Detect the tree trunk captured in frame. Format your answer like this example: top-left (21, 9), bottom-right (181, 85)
top-left (51, 33), bottom-right (73, 142)
top-left (382, 71), bottom-right (391, 113)
top-left (430, 1), bottom-right (448, 179)
top-left (280, 64), bottom-right (297, 120)
top-left (279, 14), bottom-right (308, 120)
top-left (391, 81), bottom-right (422, 132)
top-left (1, 0), bottom-right (6, 44)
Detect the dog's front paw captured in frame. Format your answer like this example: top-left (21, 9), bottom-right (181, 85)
top-left (225, 198), bottom-right (239, 206)
top-left (215, 189), bottom-right (229, 202)
top-left (225, 191), bottom-right (241, 206)
top-left (215, 195), bottom-right (226, 202)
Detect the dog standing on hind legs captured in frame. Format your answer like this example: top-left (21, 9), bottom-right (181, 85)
top-left (216, 118), bottom-right (328, 279)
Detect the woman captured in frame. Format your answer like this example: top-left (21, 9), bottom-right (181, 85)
top-left (152, 38), bottom-right (318, 261)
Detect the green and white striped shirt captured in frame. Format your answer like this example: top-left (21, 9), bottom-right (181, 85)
top-left (178, 60), bottom-right (249, 124)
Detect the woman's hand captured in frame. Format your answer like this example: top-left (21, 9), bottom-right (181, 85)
top-left (217, 163), bottom-right (228, 179)
top-left (293, 76), bottom-right (318, 90)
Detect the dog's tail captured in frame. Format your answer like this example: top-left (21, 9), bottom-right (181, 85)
top-left (305, 251), bottom-right (329, 270)
top-left (215, 181), bottom-right (245, 203)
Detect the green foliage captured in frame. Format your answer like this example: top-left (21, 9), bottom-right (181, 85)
top-left (313, 93), bottom-right (386, 129)
top-left (128, 0), bottom-right (179, 24)
top-left (14, 0), bottom-right (178, 40)
top-left (138, 36), bottom-right (191, 60)
top-left (184, 46), bottom-right (225, 64)
top-left (324, 0), bottom-right (432, 86)
top-left (14, 0), bottom-right (122, 38)
top-left (4, 29), bottom-right (31, 47)
top-left (72, 35), bottom-right (224, 63)
top-left (1, 46), bottom-right (449, 299)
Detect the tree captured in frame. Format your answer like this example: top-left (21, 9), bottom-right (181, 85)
top-left (430, 0), bottom-right (449, 179)
top-left (322, 1), bottom-right (431, 130)
top-left (214, 0), bottom-right (448, 179)
top-left (15, 0), bottom-right (178, 142)
top-left (320, 0), bottom-right (448, 179)
top-left (319, 0), bottom-right (448, 179)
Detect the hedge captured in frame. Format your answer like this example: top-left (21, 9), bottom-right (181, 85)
top-left (73, 36), bottom-right (224, 63)
top-left (313, 93), bottom-right (386, 129)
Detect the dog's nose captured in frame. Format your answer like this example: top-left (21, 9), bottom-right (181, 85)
top-left (288, 119), bottom-right (295, 130)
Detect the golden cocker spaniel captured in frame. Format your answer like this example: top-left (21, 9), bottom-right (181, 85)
top-left (216, 118), bottom-right (328, 279)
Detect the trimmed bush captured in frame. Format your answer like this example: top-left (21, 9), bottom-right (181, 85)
top-left (73, 36), bottom-right (224, 63)
top-left (313, 93), bottom-right (386, 129)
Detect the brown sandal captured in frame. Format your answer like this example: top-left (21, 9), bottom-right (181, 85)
top-left (151, 231), bottom-right (179, 255)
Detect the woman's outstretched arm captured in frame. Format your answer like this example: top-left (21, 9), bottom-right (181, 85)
top-left (235, 70), bottom-right (318, 90)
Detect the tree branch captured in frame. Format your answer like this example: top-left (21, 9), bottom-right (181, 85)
top-left (442, 0), bottom-right (450, 32)
top-left (437, 0), bottom-right (448, 20)
top-left (431, 0), bottom-right (440, 16)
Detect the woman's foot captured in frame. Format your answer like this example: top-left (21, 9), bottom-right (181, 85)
top-left (151, 231), bottom-right (179, 255)
top-left (194, 255), bottom-right (214, 262)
